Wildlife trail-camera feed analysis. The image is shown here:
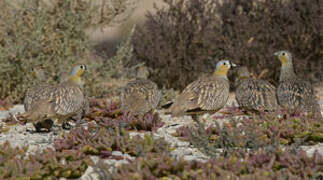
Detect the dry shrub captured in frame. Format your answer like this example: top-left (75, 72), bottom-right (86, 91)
top-left (0, 0), bottom-right (134, 103)
top-left (133, 0), bottom-right (323, 89)
top-left (132, 0), bottom-right (219, 89)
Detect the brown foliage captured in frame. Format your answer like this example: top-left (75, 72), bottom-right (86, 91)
top-left (133, 0), bottom-right (323, 89)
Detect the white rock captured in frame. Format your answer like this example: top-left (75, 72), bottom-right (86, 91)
top-left (0, 105), bottom-right (25, 121)
top-left (79, 166), bottom-right (101, 180)
top-left (301, 143), bottom-right (323, 157)
top-left (90, 156), bottom-right (100, 164)
top-left (112, 151), bottom-right (123, 156)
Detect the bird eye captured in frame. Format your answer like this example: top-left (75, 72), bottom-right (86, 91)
top-left (80, 65), bottom-right (84, 69)
top-left (282, 52), bottom-right (286, 56)
top-left (223, 62), bottom-right (226, 66)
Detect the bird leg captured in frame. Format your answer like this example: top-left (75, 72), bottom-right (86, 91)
top-left (52, 124), bottom-right (63, 136)
top-left (33, 119), bottom-right (54, 132)
top-left (191, 114), bottom-right (200, 122)
top-left (52, 117), bottom-right (66, 135)
top-left (62, 122), bottom-right (72, 130)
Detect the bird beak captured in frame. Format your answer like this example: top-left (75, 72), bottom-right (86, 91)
top-left (230, 62), bottom-right (237, 68)
top-left (274, 52), bottom-right (279, 56)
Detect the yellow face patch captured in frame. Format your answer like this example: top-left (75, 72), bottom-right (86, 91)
top-left (214, 64), bottom-right (229, 76)
top-left (68, 75), bottom-right (82, 85)
top-left (279, 55), bottom-right (288, 66)
top-left (75, 68), bottom-right (85, 76)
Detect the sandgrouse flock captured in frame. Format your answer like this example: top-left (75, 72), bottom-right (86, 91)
top-left (22, 50), bottom-right (322, 132)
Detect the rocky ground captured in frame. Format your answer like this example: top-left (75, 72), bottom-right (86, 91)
top-left (0, 92), bottom-right (322, 179)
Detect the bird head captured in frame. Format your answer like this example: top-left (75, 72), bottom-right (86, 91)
top-left (274, 50), bottom-right (292, 67)
top-left (236, 66), bottom-right (251, 79)
top-left (214, 60), bottom-right (236, 77)
top-left (31, 66), bottom-right (47, 81)
top-left (71, 64), bottom-right (86, 76)
top-left (69, 64), bottom-right (86, 85)
top-left (137, 64), bottom-right (150, 79)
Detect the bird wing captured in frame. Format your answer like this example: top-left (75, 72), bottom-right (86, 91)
top-left (170, 78), bottom-right (229, 115)
top-left (278, 80), bottom-right (316, 110)
top-left (24, 83), bottom-right (52, 112)
top-left (236, 79), bottom-right (277, 111)
top-left (52, 82), bottom-right (85, 116)
top-left (120, 79), bottom-right (160, 114)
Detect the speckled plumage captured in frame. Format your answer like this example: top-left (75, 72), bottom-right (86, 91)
top-left (170, 60), bottom-right (234, 116)
top-left (120, 78), bottom-right (161, 115)
top-left (275, 50), bottom-right (322, 119)
top-left (24, 67), bottom-right (51, 112)
top-left (23, 65), bottom-right (89, 130)
top-left (170, 77), bottom-right (229, 116)
top-left (49, 81), bottom-right (87, 118)
top-left (24, 85), bottom-right (52, 112)
top-left (235, 66), bottom-right (278, 112)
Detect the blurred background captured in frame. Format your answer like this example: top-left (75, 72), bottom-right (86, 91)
top-left (0, 0), bottom-right (322, 104)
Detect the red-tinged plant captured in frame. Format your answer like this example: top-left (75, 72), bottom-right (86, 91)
top-left (108, 148), bottom-right (323, 179)
top-left (87, 98), bottom-right (164, 131)
top-left (100, 112), bottom-right (165, 132)
top-left (54, 125), bottom-right (171, 157)
top-left (175, 107), bottom-right (323, 156)
top-left (0, 141), bottom-right (91, 179)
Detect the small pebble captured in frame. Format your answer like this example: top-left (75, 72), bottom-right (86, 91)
top-left (112, 151), bottom-right (123, 156)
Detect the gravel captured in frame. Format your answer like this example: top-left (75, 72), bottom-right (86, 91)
top-left (0, 93), bottom-right (322, 179)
